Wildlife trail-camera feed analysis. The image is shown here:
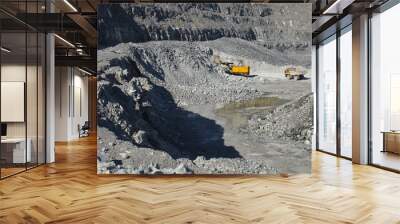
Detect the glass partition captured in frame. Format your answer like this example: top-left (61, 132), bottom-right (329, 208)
top-left (1, 31), bottom-right (28, 177)
top-left (339, 27), bottom-right (352, 158)
top-left (317, 35), bottom-right (337, 154)
top-left (27, 30), bottom-right (38, 169)
top-left (0, 1), bottom-right (46, 179)
top-left (38, 32), bottom-right (45, 165)
top-left (370, 3), bottom-right (400, 171)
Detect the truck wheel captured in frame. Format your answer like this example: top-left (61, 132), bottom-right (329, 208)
top-left (295, 75), bottom-right (301, 80)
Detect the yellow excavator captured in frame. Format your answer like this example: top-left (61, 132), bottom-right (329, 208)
top-left (221, 62), bottom-right (250, 76)
top-left (213, 55), bottom-right (250, 77)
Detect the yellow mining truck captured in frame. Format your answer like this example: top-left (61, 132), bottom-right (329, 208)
top-left (221, 62), bottom-right (250, 76)
top-left (284, 67), bottom-right (304, 80)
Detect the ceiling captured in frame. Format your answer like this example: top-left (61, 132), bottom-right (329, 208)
top-left (0, 0), bottom-right (392, 73)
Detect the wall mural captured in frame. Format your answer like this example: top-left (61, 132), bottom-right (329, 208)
top-left (97, 3), bottom-right (312, 175)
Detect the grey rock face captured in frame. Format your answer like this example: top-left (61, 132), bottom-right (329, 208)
top-left (98, 3), bottom-right (311, 50)
top-left (97, 3), bottom-right (312, 175)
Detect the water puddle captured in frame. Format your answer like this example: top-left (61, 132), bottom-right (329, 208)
top-left (215, 96), bottom-right (288, 129)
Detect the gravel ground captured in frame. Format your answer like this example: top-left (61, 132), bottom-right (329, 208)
top-left (97, 38), bottom-right (312, 175)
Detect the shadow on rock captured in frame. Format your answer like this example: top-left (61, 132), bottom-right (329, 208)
top-left (145, 85), bottom-right (241, 160)
top-left (98, 59), bottom-right (241, 160)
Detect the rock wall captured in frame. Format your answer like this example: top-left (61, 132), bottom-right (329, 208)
top-left (98, 3), bottom-right (311, 50)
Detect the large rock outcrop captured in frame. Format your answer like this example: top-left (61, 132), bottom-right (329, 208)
top-left (98, 3), bottom-right (311, 49)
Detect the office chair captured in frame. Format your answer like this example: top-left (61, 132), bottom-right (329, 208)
top-left (79, 121), bottom-right (90, 138)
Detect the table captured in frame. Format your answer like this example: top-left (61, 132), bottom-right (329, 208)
top-left (1, 138), bottom-right (31, 163)
top-left (382, 131), bottom-right (400, 154)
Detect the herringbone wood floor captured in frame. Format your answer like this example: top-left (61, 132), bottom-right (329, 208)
top-left (1, 135), bottom-right (400, 224)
